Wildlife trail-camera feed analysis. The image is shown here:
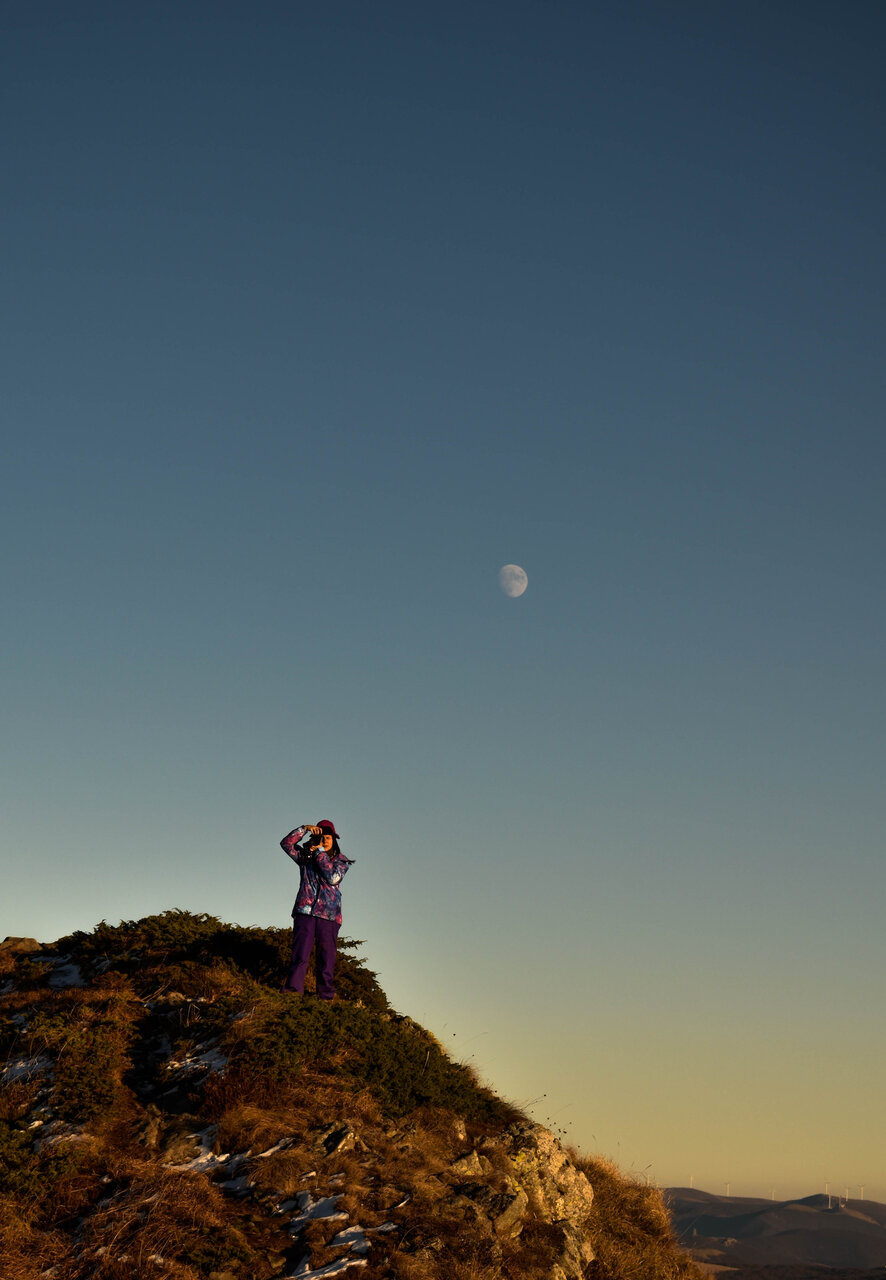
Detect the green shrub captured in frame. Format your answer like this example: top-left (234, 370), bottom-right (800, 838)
top-left (57, 911), bottom-right (388, 1010)
top-left (0, 1121), bottom-right (40, 1197)
top-left (0, 1120), bottom-right (84, 1199)
top-left (28, 998), bottom-right (135, 1123)
top-left (229, 1000), bottom-right (511, 1122)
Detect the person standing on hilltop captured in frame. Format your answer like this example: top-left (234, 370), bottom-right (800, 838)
top-left (279, 819), bottom-right (353, 1000)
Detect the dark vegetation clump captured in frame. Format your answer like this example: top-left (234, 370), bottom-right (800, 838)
top-left (0, 1119), bottom-right (85, 1198)
top-left (0, 910), bottom-right (704, 1280)
top-left (27, 982), bottom-right (139, 1123)
top-left (57, 908), bottom-right (389, 1010)
top-left (227, 997), bottom-right (513, 1122)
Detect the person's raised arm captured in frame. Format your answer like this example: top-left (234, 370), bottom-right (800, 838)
top-left (281, 825), bottom-right (316, 861)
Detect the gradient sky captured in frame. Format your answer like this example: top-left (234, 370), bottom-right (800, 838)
top-left (3, 1), bottom-right (884, 1202)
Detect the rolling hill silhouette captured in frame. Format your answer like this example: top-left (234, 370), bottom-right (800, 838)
top-left (666, 1186), bottom-right (886, 1276)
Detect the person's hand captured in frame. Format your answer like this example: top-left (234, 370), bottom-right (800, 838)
top-left (306, 825), bottom-right (322, 835)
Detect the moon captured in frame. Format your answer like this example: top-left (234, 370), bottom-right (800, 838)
top-left (499, 564), bottom-right (528, 598)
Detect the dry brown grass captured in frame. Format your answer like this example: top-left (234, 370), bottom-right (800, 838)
top-left (53, 1163), bottom-right (251, 1280)
top-left (576, 1153), bottom-right (706, 1280)
top-left (0, 1194), bottom-right (70, 1280)
top-left (0, 1080), bottom-right (40, 1122)
top-left (214, 1100), bottom-right (307, 1153)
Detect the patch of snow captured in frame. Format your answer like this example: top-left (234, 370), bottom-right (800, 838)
top-left (166, 1043), bottom-right (228, 1075)
top-left (164, 1125), bottom-right (231, 1172)
top-left (0, 979), bottom-right (14, 996)
top-left (289, 1192), bottom-right (348, 1233)
top-left (256, 1136), bottom-right (297, 1159)
top-left (219, 1174), bottom-right (256, 1195)
top-left (330, 1226), bottom-right (370, 1255)
top-left (2, 1054), bottom-right (53, 1084)
top-left (290, 1259), bottom-right (367, 1279)
top-left (371, 1223), bottom-right (397, 1234)
top-left (48, 961), bottom-right (84, 989)
top-left (33, 1121), bottom-right (88, 1150)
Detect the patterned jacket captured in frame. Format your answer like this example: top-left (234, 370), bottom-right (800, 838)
top-left (280, 826), bottom-right (352, 924)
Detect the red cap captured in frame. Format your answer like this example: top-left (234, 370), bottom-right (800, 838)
top-left (317, 819), bottom-right (340, 839)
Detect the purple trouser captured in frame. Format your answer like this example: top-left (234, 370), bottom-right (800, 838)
top-left (285, 914), bottom-right (340, 999)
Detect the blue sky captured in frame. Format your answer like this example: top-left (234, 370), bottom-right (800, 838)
top-left (3, 1), bottom-right (884, 1200)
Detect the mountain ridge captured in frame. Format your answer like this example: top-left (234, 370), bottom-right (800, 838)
top-left (665, 1186), bottom-right (886, 1276)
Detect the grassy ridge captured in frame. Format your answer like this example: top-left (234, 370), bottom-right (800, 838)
top-left (1, 910), bottom-right (702, 1280)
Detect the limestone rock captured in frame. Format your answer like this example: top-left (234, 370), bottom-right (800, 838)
top-left (451, 1179), bottom-right (528, 1240)
top-left (492, 1178), bottom-right (530, 1239)
top-left (1, 937), bottom-right (42, 954)
top-left (500, 1121), bottom-right (594, 1222)
top-left (450, 1150), bottom-right (484, 1177)
top-left (497, 1121), bottom-right (595, 1276)
top-left (0, 937), bottom-right (42, 974)
top-left (452, 1150), bottom-right (493, 1176)
top-left (317, 1123), bottom-right (358, 1156)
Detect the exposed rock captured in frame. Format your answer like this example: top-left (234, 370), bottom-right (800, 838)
top-left (47, 959), bottom-right (84, 989)
top-left (492, 1178), bottom-right (530, 1239)
top-left (449, 1183), bottom-right (496, 1232)
top-left (452, 1178), bottom-right (529, 1239)
top-left (318, 1123), bottom-right (358, 1156)
top-left (160, 1123), bottom-right (228, 1169)
top-left (0, 937), bottom-right (42, 976)
top-left (496, 1121), bottom-right (595, 1277)
top-left (416, 1176), bottom-right (447, 1203)
top-left (401, 1227), bottom-right (444, 1257)
top-left (450, 1149), bottom-right (484, 1177)
top-left (162, 1129), bottom-right (208, 1165)
top-left (1, 937), bottom-right (42, 954)
top-left (500, 1121), bottom-right (594, 1221)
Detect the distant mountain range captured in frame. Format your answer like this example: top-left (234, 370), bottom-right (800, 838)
top-left (666, 1186), bottom-right (886, 1277)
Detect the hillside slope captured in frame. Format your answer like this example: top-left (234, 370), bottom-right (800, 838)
top-left (666, 1187), bottom-right (886, 1275)
top-left (1, 912), bottom-right (702, 1280)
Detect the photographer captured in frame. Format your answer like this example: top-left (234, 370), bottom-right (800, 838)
top-left (279, 819), bottom-right (353, 999)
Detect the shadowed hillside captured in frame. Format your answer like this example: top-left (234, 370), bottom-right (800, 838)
top-left (1, 912), bottom-right (702, 1280)
top-left (666, 1187), bottom-right (886, 1277)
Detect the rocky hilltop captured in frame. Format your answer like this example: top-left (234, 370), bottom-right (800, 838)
top-left (1, 914), bottom-right (701, 1280)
